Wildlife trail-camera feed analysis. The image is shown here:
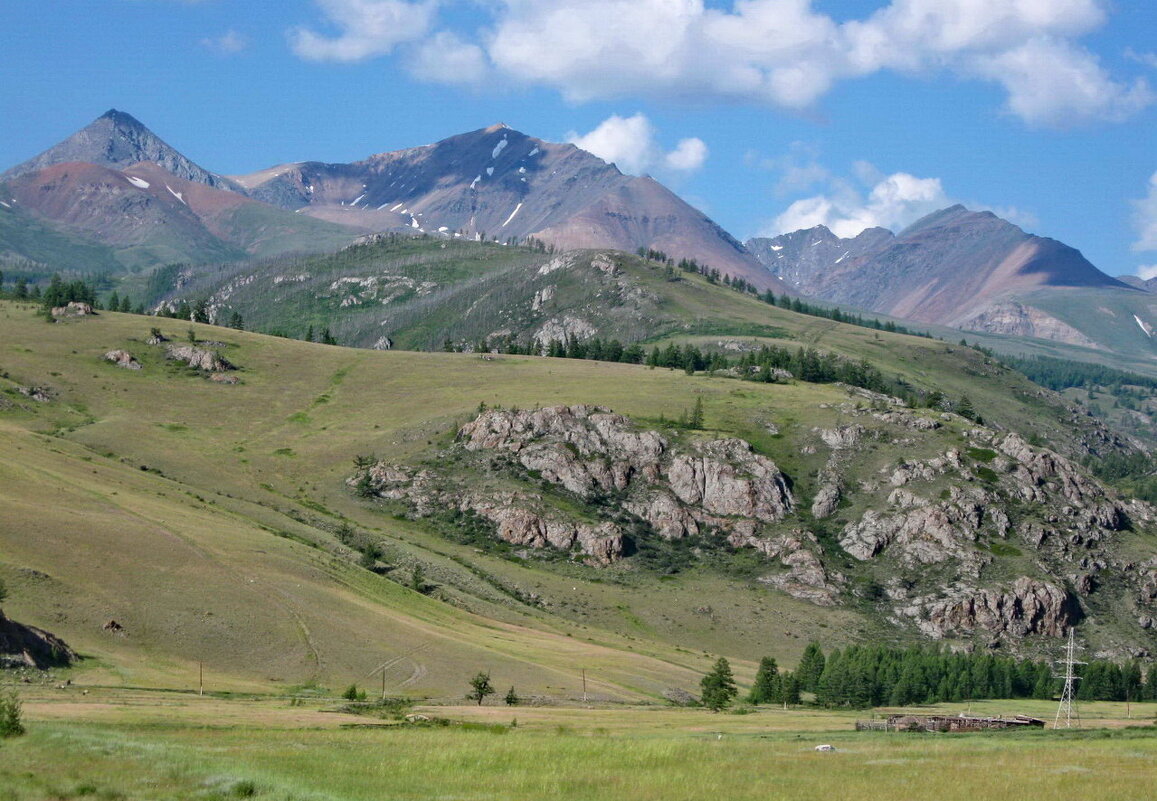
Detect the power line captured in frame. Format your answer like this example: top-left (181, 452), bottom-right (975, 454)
top-left (1053, 628), bottom-right (1084, 729)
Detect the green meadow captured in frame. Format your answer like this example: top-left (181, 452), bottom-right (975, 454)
top-left (3, 689), bottom-right (1155, 801)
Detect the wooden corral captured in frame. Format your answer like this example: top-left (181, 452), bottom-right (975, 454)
top-left (856, 714), bottom-right (1046, 733)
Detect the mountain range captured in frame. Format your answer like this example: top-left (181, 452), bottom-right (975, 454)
top-left (747, 206), bottom-right (1157, 359)
top-left (1, 111), bottom-right (781, 291)
top-left (2, 110), bottom-right (1155, 364)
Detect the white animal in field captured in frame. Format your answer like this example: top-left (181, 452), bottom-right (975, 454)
top-left (814, 744), bottom-right (835, 752)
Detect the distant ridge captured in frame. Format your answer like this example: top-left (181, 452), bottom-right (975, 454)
top-left (745, 206), bottom-right (1152, 351)
top-left (231, 124), bottom-right (787, 292)
top-left (1, 109), bottom-right (237, 191)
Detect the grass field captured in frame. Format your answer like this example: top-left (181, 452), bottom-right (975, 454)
top-left (2, 687), bottom-right (1155, 801)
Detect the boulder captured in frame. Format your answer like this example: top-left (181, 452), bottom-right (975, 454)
top-left (165, 345), bottom-right (233, 372)
top-left (103, 349), bottom-right (142, 370)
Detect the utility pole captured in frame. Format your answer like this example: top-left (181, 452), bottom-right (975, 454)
top-left (1054, 628), bottom-right (1084, 729)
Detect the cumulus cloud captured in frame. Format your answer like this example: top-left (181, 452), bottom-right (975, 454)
top-left (1136, 265), bottom-right (1157, 281)
top-left (768, 170), bottom-right (951, 238)
top-left (200, 29), bottom-right (249, 55)
top-left (971, 37), bottom-right (1153, 126)
top-left (664, 137), bottom-right (709, 172)
top-left (290, 0), bottom-right (1152, 127)
top-left (567, 114), bottom-right (708, 175)
top-left (1133, 171), bottom-right (1157, 252)
top-left (407, 31), bottom-right (488, 85)
top-left (290, 0), bottom-right (437, 62)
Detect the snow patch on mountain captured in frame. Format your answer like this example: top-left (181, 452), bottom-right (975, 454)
top-left (502, 202), bottom-right (523, 227)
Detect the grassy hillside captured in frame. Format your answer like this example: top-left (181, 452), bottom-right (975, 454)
top-left (0, 202), bottom-right (123, 275)
top-left (1, 298), bottom-right (1153, 697)
top-left (165, 239), bottom-right (1132, 459)
top-left (0, 301), bottom-right (863, 694)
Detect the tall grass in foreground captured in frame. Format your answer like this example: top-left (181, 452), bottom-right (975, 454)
top-left (2, 721), bottom-right (1155, 801)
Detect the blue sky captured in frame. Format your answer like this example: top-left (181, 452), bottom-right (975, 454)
top-left (1, 0), bottom-right (1155, 277)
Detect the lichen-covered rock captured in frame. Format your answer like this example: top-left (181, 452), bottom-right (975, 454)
top-left (904, 578), bottom-right (1076, 639)
top-left (103, 349), bottom-right (142, 370)
top-left (665, 439), bottom-right (792, 522)
top-left (811, 484), bottom-right (841, 520)
top-left (818, 425), bottom-right (864, 450)
top-left (839, 487), bottom-right (996, 569)
top-left (50, 301), bottom-right (94, 318)
top-left (362, 406), bottom-right (794, 567)
top-left (462, 493), bottom-right (625, 566)
top-left (165, 345), bottom-right (233, 372)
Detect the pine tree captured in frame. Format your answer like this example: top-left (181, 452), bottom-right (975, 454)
top-left (700, 657), bottom-right (738, 712)
top-left (955, 395), bottom-right (976, 421)
top-left (781, 672), bottom-right (801, 705)
top-left (504, 686), bottom-right (520, 706)
top-left (748, 657), bottom-right (780, 705)
top-left (797, 641), bottom-right (826, 692)
top-left (687, 397), bottom-right (705, 429)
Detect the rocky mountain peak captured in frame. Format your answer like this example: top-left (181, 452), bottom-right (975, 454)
top-left (1, 109), bottom-right (234, 191)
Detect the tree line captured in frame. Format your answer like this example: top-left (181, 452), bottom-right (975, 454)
top-left (801, 642), bottom-right (1156, 709)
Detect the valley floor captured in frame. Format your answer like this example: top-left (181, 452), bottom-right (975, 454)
top-left (3, 686), bottom-right (1156, 801)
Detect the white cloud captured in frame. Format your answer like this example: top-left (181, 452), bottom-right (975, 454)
top-left (1125, 49), bottom-right (1157, 69)
top-left (200, 29), bottom-right (249, 55)
top-left (407, 31), bottom-right (488, 85)
top-left (567, 114), bottom-right (708, 175)
top-left (1133, 171), bottom-right (1157, 252)
top-left (290, 0), bottom-right (436, 62)
top-left (971, 37), bottom-right (1152, 127)
top-left (289, 0), bottom-right (1153, 127)
top-left (1136, 265), bottom-right (1157, 281)
top-left (664, 138), bottom-right (709, 172)
top-left (768, 170), bottom-right (951, 238)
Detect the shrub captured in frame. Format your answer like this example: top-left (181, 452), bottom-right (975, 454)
top-left (0, 690), bottom-right (24, 738)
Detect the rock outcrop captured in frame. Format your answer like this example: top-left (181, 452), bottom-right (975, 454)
top-left (0, 610), bottom-right (76, 670)
top-left (899, 578), bottom-right (1076, 640)
top-left (164, 345), bottom-right (233, 372)
top-left (51, 302), bottom-right (94, 318)
top-left (103, 349), bottom-right (142, 370)
top-left (357, 405), bottom-right (797, 567)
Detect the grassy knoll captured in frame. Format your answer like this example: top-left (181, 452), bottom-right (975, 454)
top-left (3, 689), bottom-right (1156, 801)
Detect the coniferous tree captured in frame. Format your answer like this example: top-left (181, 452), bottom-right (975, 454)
top-left (781, 672), bottom-right (801, 705)
top-left (700, 657), bottom-right (738, 711)
top-left (797, 641), bottom-right (826, 692)
top-left (748, 657), bottom-right (780, 705)
top-left (688, 397), bottom-right (705, 429)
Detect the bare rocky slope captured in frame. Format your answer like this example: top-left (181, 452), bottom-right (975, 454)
top-left (229, 124), bottom-right (784, 292)
top-left (747, 206), bottom-right (1156, 357)
top-left (353, 404), bottom-right (1157, 657)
